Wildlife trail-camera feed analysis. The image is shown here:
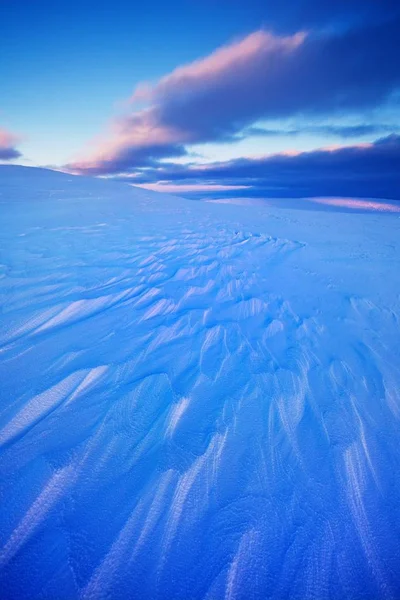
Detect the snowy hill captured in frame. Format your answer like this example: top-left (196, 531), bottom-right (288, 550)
top-left (1, 165), bottom-right (400, 599)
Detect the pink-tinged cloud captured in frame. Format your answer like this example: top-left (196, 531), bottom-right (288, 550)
top-left (68, 29), bottom-right (305, 175)
top-left (0, 127), bottom-right (22, 161)
top-left (67, 17), bottom-right (400, 176)
top-left (66, 113), bottom-right (188, 176)
top-left (131, 30), bottom-right (305, 104)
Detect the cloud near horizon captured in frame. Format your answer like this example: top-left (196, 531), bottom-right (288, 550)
top-left (129, 135), bottom-right (400, 201)
top-left (67, 16), bottom-right (400, 178)
top-left (0, 128), bottom-right (22, 161)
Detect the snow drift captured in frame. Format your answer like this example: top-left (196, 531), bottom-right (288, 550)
top-left (0, 166), bottom-right (400, 599)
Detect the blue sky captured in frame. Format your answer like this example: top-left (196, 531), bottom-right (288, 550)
top-left (1, 0), bottom-right (400, 198)
top-left (2, 0), bottom-right (277, 164)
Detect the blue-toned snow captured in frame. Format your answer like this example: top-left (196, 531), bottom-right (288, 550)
top-left (1, 166), bottom-right (400, 600)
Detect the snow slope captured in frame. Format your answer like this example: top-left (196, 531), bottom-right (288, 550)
top-left (1, 165), bottom-right (400, 600)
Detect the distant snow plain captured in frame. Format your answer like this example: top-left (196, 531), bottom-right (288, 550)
top-left (0, 166), bottom-right (400, 600)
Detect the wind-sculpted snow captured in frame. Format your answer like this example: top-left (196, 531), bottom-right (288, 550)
top-left (1, 166), bottom-right (400, 599)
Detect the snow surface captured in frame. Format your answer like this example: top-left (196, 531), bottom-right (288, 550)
top-left (1, 165), bottom-right (400, 600)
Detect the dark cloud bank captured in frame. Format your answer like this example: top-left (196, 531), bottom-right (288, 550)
top-left (67, 4), bottom-right (400, 200)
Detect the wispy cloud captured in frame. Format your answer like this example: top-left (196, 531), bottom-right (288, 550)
top-left (244, 124), bottom-right (400, 139)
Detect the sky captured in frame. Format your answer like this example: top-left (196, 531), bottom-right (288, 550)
top-left (1, 0), bottom-right (400, 199)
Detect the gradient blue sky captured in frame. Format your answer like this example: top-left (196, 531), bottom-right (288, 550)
top-left (1, 0), bottom-right (400, 198)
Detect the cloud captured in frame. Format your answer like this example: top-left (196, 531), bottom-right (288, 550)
top-left (0, 128), bottom-right (22, 161)
top-left (68, 140), bottom-right (187, 176)
top-left (125, 135), bottom-right (400, 201)
top-left (68, 30), bottom-right (304, 175)
top-left (68, 17), bottom-right (400, 176)
top-left (245, 124), bottom-right (400, 139)
top-left (264, 0), bottom-right (400, 30)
